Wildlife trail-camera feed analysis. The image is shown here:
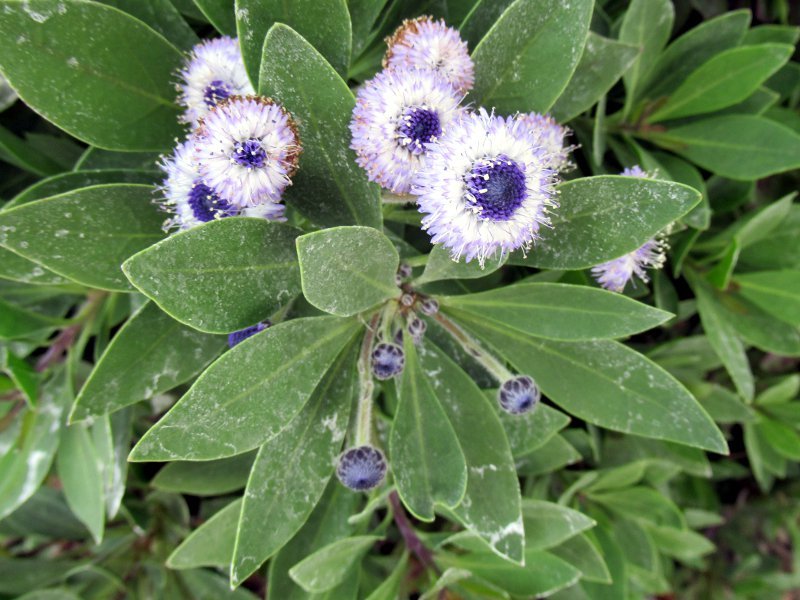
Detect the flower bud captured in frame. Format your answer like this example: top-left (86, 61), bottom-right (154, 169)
top-left (419, 298), bottom-right (439, 315)
top-left (498, 375), bottom-right (540, 415)
top-left (397, 263), bottom-right (413, 279)
top-left (407, 317), bottom-right (427, 344)
top-left (371, 343), bottom-right (405, 380)
top-left (336, 445), bottom-right (387, 491)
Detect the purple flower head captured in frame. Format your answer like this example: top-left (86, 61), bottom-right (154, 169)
top-left (194, 96), bottom-right (301, 208)
top-left (412, 108), bottom-right (558, 266)
top-left (178, 36), bottom-right (254, 127)
top-left (517, 112), bottom-right (573, 172)
top-left (227, 321), bottom-right (271, 348)
top-left (384, 17), bottom-right (474, 93)
top-left (158, 137), bottom-right (286, 230)
top-left (350, 68), bottom-right (463, 194)
top-left (591, 166), bottom-right (667, 292)
top-left (336, 445), bottom-right (387, 491)
top-left (498, 375), bottom-right (540, 415)
top-left (371, 342), bottom-right (405, 380)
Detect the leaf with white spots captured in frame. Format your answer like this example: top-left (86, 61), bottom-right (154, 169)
top-left (129, 316), bottom-right (360, 462)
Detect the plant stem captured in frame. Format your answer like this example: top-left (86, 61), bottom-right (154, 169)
top-left (355, 312), bottom-right (381, 446)
top-left (388, 491), bottom-right (439, 575)
top-left (432, 311), bottom-right (513, 383)
top-left (36, 291), bottom-right (106, 372)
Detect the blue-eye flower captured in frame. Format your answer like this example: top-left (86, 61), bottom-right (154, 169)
top-left (412, 108), bottom-right (558, 266)
top-left (194, 96), bottom-right (301, 208)
top-left (384, 16), bottom-right (474, 93)
top-left (159, 137), bottom-right (286, 230)
top-left (336, 445), bottom-right (388, 491)
top-left (590, 166), bottom-right (668, 292)
top-left (350, 67), bottom-right (463, 194)
top-left (178, 36), bottom-right (254, 127)
top-left (517, 112), bottom-right (573, 173)
top-left (498, 375), bottom-right (540, 415)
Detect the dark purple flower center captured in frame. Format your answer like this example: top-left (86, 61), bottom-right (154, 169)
top-left (188, 181), bottom-right (233, 222)
top-left (465, 154), bottom-right (526, 221)
top-left (336, 445), bottom-right (387, 491)
top-left (203, 80), bottom-right (232, 107)
top-left (397, 107), bottom-right (441, 154)
top-left (232, 139), bottom-right (267, 169)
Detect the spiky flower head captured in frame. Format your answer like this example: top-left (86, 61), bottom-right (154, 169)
top-left (412, 108), bottom-right (558, 266)
top-left (337, 445), bottom-right (388, 491)
top-left (194, 96), bottom-right (301, 208)
top-left (371, 342), bottom-right (405, 380)
top-left (350, 68), bottom-right (463, 194)
top-left (227, 321), bottom-right (271, 348)
top-left (517, 112), bottom-right (573, 172)
top-left (159, 137), bottom-right (286, 230)
top-left (590, 165), bottom-right (667, 292)
top-left (498, 375), bottom-right (540, 415)
top-left (178, 36), bottom-right (254, 127)
top-left (384, 16), bottom-right (475, 93)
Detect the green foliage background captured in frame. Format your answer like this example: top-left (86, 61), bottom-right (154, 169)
top-left (0, 0), bottom-right (799, 598)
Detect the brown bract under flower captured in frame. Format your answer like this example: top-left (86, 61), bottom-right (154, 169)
top-left (382, 16), bottom-right (433, 69)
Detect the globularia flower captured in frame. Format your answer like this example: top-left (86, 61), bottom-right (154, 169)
top-left (591, 166), bottom-right (667, 292)
top-left (384, 17), bottom-right (474, 93)
top-left (194, 96), bottom-right (301, 208)
top-left (498, 375), bottom-right (540, 415)
top-left (159, 137), bottom-right (285, 230)
top-left (336, 445), bottom-right (388, 491)
top-left (227, 321), bottom-right (271, 348)
top-left (412, 108), bottom-right (557, 265)
top-left (178, 36), bottom-right (254, 127)
top-left (371, 342), bottom-right (405, 380)
top-left (350, 68), bottom-right (462, 194)
top-left (518, 112), bottom-right (573, 172)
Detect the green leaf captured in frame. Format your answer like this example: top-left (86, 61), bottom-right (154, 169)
top-left (518, 176), bottom-right (700, 270)
top-left (743, 24), bottom-right (800, 46)
top-left (296, 226), bottom-right (399, 317)
top-left (441, 282), bottom-right (672, 341)
top-left (417, 244), bottom-right (507, 284)
top-left (123, 218), bottom-right (300, 333)
top-left (688, 381), bottom-right (755, 424)
top-left (0, 372), bottom-right (70, 519)
top-left (459, 0), bottom-right (514, 50)
top-left (495, 399), bottom-right (570, 457)
top-left (644, 524), bottom-right (715, 560)
top-left (651, 116), bottom-right (800, 180)
top-left (72, 302), bottom-right (225, 421)
top-left (391, 337), bottom-right (467, 521)
top-left (56, 424), bottom-right (105, 544)
top-left (706, 239), bottom-right (740, 290)
top-left (0, 185), bottom-right (165, 291)
top-left (469, 0), bottom-right (593, 113)
top-left (0, 0), bottom-right (183, 150)
top-left (6, 169), bottom-right (158, 210)
top-left (168, 499), bottom-right (240, 569)
top-left (756, 375), bottom-right (799, 406)
top-left (649, 44), bottom-right (793, 122)
top-left (192, 0), bottom-right (236, 35)
top-left (756, 418), bottom-right (800, 461)
top-left (734, 270), bottom-right (800, 327)
top-left (455, 313), bottom-right (728, 454)
top-left (289, 535), bottom-right (380, 593)
top-left (0, 248), bottom-right (67, 285)
top-left (75, 148), bottom-right (161, 171)
top-left (231, 343), bottom-right (357, 586)
top-left (237, 0), bottom-right (351, 82)
top-left (588, 487), bottom-right (684, 529)
top-left (740, 205), bottom-right (800, 270)
top-left (438, 549), bottom-right (581, 597)
top-left (688, 271), bottom-right (753, 400)
top-left (0, 346), bottom-right (38, 406)
top-left (98, 0), bottom-right (199, 50)
top-left (0, 297), bottom-right (65, 340)
top-left (550, 33), bottom-right (638, 123)
top-left (522, 500), bottom-right (595, 551)
top-left (259, 24), bottom-right (381, 229)
top-left (152, 452), bottom-right (255, 496)
top-left (267, 482), bottom-right (359, 600)
top-left (517, 434), bottom-right (580, 475)
top-left (619, 0), bottom-right (674, 104)
top-left (421, 342), bottom-right (523, 564)
top-left (129, 316), bottom-right (359, 461)
top-left (0, 124), bottom-right (64, 176)
top-left (551, 533), bottom-right (611, 583)
top-left (644, 9), bottom-right (751, 99)
top-left (348, 0), bottom-right (389, 58)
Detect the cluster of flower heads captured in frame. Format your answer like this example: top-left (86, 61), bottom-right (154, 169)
top-left (590, 166), bottom-right (669, 293)
top-left (350, 17), bottom-right (573, 266)
top-left (158, 36), bottom-right (301, 231)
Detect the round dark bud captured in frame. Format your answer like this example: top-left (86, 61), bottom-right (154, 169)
top-left (419, 298), bottom-right (439, 316)
top-left (407, 317), bottom-right (427, 343)
top-left (227, 321), bottom-right (271, 348)
top-left (498, 375), bottom-right (540, 415)
top-left (371, 343), bottom-right (405, 380)
top-left (400, 293), bottom-right (415, 307)
top-left (397, 263), bottom-right (413, 279)
top-left (336, 445), bottom-right (387, 491)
